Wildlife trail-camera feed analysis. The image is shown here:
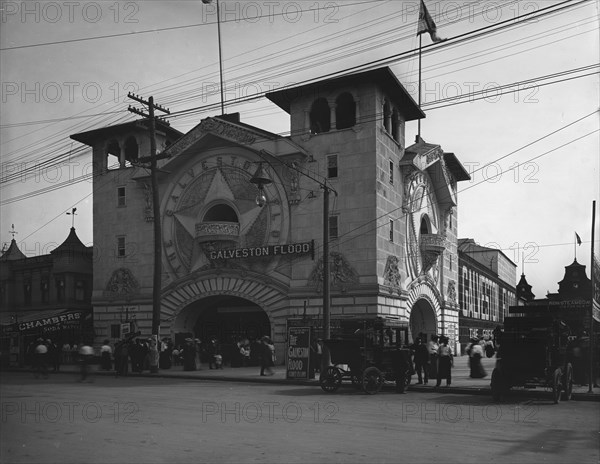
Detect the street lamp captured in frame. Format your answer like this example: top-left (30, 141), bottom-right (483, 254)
top-left (250, 152), bottom-right (335, 375)
top-left (250, 163), bottom-right (271, 208)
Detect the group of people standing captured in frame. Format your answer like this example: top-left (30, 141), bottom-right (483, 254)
top-left (411, 334), bottom-right (455, 387)
top-left (111, 337), bottom-right (171, 376)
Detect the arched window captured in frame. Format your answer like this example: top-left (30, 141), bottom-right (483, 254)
top-left (383, 100), bottom-right (391, 133)
top-left (309, 98), bottom-right (330, 134)
top-left (204, 204), bottom-right (238, 223)
top-left (420, 215), bottom-right (430, 235)
top-left (124, 136), bottom-right (139, 162)
top-left (335, 93), bottom-right (355, 130)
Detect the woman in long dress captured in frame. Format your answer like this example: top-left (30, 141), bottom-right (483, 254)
top-left (468, 339), bottom-right (487, 378)
top-left (436, 336), bottom-right (453, 387)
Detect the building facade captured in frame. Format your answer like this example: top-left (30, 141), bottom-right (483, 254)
top-left (71, 67), bottom-right (471, 362)
top-left (0, 228), bottom-right (93, 366)
top-left (457, 238), bottom-right (517, 352)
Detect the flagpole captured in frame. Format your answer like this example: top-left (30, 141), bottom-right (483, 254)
top-left (216, 0), bottom-right (225, 114)
top-left (418, 33), bottom-right (422, 140)
top-left (589, 200), bottom-right (596, 393)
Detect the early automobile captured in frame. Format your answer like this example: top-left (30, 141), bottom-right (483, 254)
top-left (319, 317), bottom-right (413, 394)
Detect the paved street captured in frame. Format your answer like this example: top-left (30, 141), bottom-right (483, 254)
top-left (1, 371), bottom-right (598, 464)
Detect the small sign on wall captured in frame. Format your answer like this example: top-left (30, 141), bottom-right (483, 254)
top-left (286, 326), bottom-right (311, 380)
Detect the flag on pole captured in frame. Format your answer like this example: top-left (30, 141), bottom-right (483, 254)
top-left (576, 232), bottom-right (582, 246)
top-left (417, 0), bottom-right (444, 43)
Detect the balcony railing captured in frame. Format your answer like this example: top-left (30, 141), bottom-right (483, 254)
top-left (420, 233), bottom-right (446, 272)
top-left (195, 221), bottom-right (240, 243)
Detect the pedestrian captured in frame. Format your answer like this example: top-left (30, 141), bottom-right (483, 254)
top-left (115, 340), bottom-right (130, 377)
top-left (483, 335), bottom-right (495, 358)
top-left (412, 337), bottom-right (430, 385)
top-left (47, 339), bottom-right (60, 372)
top-left (148, 338), bottom-right (159, 373)
top-left (259, 336), bottom-right (275, 376)
top-left (33, 338), bottom-right (49, 379)
top-left (239, 339), bottom-right (251, 367)
top-left (183, 339), bottom-right (196, 371)
top-left (100, 339), bottom-right (112, 370)
top-left (207, 338), bottom-right (220, 369)
top-left (394, 346), bottom-right (412, 394)
top-left (62, 342), bottom-right (71, 364)
top-left (427, 334), bottom-right (439, 380)
top-left (467, 338), bottom-right (487, 378)
top-left (159, 338), bottom-right (172, 369)
top-left (436, 336), bottom-right (453, 387)
top-left (172, 345), bottom-right (182, 366)
top-left (78, 342), bottom-right (94, 382)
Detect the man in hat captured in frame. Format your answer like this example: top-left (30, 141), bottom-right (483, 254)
top-left (33, 338), bottom-right (49, 379)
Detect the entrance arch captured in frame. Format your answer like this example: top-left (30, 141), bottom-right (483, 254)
top-left (161, 273), bottom-right (289, 364)
top-left (406, 281), bottom-right (441, 343)
top-left (173, 295), bottom-right (270, 345)
top-left (173, 295), bottom-right (271, 368)
top-left (409, 298), bottom-right (437, 342)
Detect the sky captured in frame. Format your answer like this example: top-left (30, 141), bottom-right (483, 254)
top-left (1, 0), bottom-right (599, 297)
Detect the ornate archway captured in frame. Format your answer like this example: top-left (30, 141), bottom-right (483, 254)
top-left (406, 281), bottom-right (441, 342)
top-left (161, 273), bottom-right (288, 338)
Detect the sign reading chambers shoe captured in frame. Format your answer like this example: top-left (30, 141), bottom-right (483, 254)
top-left (286, 326), bottom-right (312, 380)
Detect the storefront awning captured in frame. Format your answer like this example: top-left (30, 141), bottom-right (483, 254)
top-left (1, 309), bottom-right (91, 333)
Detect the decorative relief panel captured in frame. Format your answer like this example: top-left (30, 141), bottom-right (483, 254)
top-left (105, 268), bottom-right (140, 295)
top-left (309, 252), bottom-right (359, 292)
top-left (162, 153), bottom-right (289, 277)
top-left (447, 279), bottom-right (457, 303)
top-left (383, 255), bottom-right (402, 291)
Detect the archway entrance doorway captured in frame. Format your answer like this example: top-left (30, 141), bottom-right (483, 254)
top-left (409, 298), bottom-right (437, 343)
top-left (173, 295), bottom-right (270, 367)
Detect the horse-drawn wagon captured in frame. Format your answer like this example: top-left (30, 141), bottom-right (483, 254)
top-left (491, 315), bottom-right (574, 403)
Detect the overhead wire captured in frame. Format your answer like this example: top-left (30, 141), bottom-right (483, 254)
top-left (3, 0), bottom-right (596, 245)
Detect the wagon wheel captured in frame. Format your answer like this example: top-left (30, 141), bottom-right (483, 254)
top-left (491, 367), bottom-right (504, 403)
top-left (552, 367), bottom-right (563, 404)
top-left (362, 366), bottom-right (384, 395)
top-left (319, 366), bottom-right (342, 393)
top-left (562, 363), bottom-right (573, 401)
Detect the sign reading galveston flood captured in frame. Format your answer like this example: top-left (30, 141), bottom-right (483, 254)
top-left (209, 241), bottom-right (314, 260)
top-left (286, 326), bottom-right (311, 380)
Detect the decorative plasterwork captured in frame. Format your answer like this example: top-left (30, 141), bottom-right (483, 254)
top-left (199, 118), bottom-right (257, 145)
top-left (447, 280), bottom-right (457, 304)
top-left (309, 252), bottom-right (359, 292)
top-left (383, 255), bottom-right (402, 293)
top-left (105, 268), bottom-right (140, 295)
top-left (406, 280), bottom-right (442, 318)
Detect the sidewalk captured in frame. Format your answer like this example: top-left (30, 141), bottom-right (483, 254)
top-left (5, 355), bottom-right (599, 401)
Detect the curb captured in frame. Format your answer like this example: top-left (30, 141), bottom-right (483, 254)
top-left (4, 368), bottom-right (599, 402)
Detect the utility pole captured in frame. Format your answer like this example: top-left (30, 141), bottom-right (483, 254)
top-left (127, 93), bottom-right (170, 373)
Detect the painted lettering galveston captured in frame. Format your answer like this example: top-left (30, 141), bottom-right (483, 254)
top-left (209, 241), bottom-right (313, 260)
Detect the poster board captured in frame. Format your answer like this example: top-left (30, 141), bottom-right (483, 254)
top-left (286, 326), bottom-right (311, 380)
